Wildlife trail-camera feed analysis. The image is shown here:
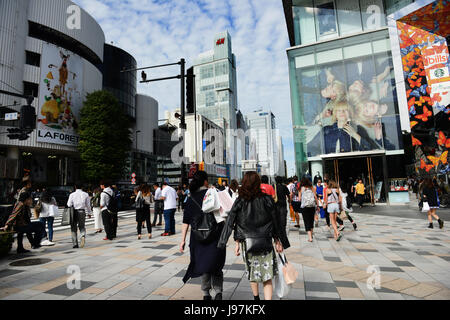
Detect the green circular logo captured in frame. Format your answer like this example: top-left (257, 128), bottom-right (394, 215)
top-left (434, 68), bottom-right (445, 78)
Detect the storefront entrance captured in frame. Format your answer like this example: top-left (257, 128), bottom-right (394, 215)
top-left (323, 153), bottom-right (389, 204)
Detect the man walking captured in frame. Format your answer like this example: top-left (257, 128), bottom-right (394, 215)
top-left (160, 182), bottom-right (177, 236)
top-left (100, 181), bottom-right (116, 240)
top-left (152, 183), bottom-right (163, 226)
top-left (67, 183), bottom-right (91, 248)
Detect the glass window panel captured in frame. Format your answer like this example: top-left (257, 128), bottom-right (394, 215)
top-left (360, 0), bottom-right (386, 31)
top-left (295, 54), bottom-right (315, 68)
top-left (316, 48), bottom-right (343, 64)
top-left (372, 38), bottom-right (391, 54)
top-left (343, 42), bottom-right (372, 59)
top-left (315, 0), bottom-right (338, 40)
top-left (336, 0), bottom-right (362, 36)
top-left (293, 0), bottom-right (317, 45)
top-left (374, 52), bottom-right (397, 115)
top-left (299, 68), bottom-right (318, 88)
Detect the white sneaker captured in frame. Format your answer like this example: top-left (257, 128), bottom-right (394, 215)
top-left (338, 225), bottom-right (345, 232)
top-left (47, 241), bottom-right (56, 246)
top-left (40, 239), bottom-right (52, 246)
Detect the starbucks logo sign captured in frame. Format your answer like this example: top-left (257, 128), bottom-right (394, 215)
top-left (434, 68), bottom-right (445, 78)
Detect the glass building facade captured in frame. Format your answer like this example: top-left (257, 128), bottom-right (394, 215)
top-left (284, 0), bottom-right (417, 203)
top-left (102, 44), bottom-right (137, 119)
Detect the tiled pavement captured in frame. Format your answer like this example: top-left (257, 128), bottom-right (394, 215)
top-left (0, 207), bottom-right (449, 300)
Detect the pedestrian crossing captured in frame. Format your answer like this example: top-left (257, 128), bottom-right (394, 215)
top-left (30, 208), bottom-right (138, 232)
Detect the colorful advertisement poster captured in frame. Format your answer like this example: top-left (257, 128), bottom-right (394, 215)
top-left (37, 43), bottom-right (83, 146)
top-left (422, 42), bottom-right (450, 95)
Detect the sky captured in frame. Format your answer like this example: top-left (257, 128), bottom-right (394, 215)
top-left (73, 0), bottom-right (296, 176)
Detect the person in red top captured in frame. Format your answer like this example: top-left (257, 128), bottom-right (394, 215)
top-left (260, 175), bottom-right (275, 199)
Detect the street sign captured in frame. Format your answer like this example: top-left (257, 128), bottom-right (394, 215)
top-left (5, 112), bottom-right (18, 121)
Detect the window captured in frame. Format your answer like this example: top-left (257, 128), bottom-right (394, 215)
top-left (23, 81), bottom-right (39, 98)
top-left (215, 82), bottom-right (228, 89)
top-left (336, 0), bottom-right (363, 35)
top-left (25, 51), bottom-right (40, 67)
top-left (215, 61), bottom-right (228, 76)
top-left (200, 65), bottom-right (214, 79)
top-left (205, 91), bottom-right (215, 107)
top-left (293, 0), bottom-right (317, 45)
top-left (315, 0), bottom-right (338, 40)
top-left (201, 84), bottom-right (215, 92)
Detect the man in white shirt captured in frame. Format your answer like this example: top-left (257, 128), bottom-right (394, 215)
top-left (152, 183), bottom-right (163, 226)
top-left (100, 180), bottom-right (115, 240)
top-left (160, 182), bottom-right (178, 236)
top-left (67, 183), bottom-right (91, 248)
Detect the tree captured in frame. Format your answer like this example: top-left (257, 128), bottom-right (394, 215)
top-left (78, 90), bottom-right (132, 183)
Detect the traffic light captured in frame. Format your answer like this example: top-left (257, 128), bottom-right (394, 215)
top-left (186, 66), bottom-right (196, 114)
top-left (19, 105), bottom-right (36, 131)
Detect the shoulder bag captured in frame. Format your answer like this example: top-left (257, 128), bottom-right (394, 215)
top-left (190, 195), bottom-right (219, 244)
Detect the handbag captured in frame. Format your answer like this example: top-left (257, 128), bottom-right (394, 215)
top-left (279, 253), bottom-right (298, 285)
top-left (245, 237), bottom-right (273, 254)
top-left (339, 210), bottom-right (347, 220)
top-left (421, 201), bottom-right (430, 212)
top-left (49, 204), bottom-right (59, 217)
top-left (274, 254), bottom-right (290, 298)
top-left (190, 196), bottom-right (219, 244)
top-left (202, 188), bottom-right (221, 213)
top-left (61, 206), bottom-right (72, 226)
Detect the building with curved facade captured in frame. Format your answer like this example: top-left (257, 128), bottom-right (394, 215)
top-left (0, 0), bottom-right (160, 202)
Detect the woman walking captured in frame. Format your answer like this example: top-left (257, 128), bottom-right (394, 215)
top-left (422, 178), bottom-right (444, 229)
top-left (314, 179), bottom-right (324, 228)
top-left (91, 187), bottom-right (103, 233)
top-left (336, 185), bottom-right (357, 231)
top-left (38, 190), bottom-right (58, 245)
top-left (135, 184), bottom-right (152, 239)
top-left (228, 179), bottom-right (239, 202)
top-left (180, 171), bottom-right (226, 300)
top-left (218, 172), bottom-right (290, 300)
top-left (274, 176), bottom-right (291, 231)
top-left (324, 180), bottom-right (343, 241)
top-left (299, 178), bottom-right (319, 242)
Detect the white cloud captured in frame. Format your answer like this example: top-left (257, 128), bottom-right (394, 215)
top-left (73, 0), bottom-right (295, 174)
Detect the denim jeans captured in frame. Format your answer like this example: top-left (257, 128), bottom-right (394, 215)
top-left (39, 217), bottom-right (55, 241)
top-left (163, 209), bottom-right (176, 233)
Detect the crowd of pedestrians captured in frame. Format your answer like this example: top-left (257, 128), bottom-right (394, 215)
top-left (1, 170), bottom-right (447, 300)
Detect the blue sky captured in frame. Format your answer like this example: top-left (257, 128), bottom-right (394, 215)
top-left (73, 0), bottom-right (296, 176)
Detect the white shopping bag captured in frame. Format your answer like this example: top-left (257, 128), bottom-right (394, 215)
top-left (217, 190), bottom-right (234, 218)
top-left (274, 254), bottom-right (290, 299)
top-left (202, 188), bottom-right (221, 213)
top-left (422, 201), bottom-right (430, 212)
top-left (49, 205), bottom-right (59, 217)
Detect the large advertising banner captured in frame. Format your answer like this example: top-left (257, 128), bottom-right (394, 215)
top-left (37, 43), bottom-right (83, 146)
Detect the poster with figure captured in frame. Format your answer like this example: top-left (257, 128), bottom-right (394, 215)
top-left (37, 43), bottom-right (83, 146)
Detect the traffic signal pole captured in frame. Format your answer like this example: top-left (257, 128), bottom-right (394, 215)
top-left (0, 89), bottom-right (35, 140)
top-left (121, 58), bottom-right (191, 185)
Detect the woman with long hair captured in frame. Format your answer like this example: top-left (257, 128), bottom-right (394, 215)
top-left (324, 180), bottom-right (343, 241)
top-left (180, 171), bottom-right (226, 300)
top-left (422, 178), bottom-right (444, 229)
top-left (135, 184), bottom-right (152, 239)
top-left (229, 179), bottom-right (239, 202)
top-left (299, 178), bottom-right (319, 242)
top-left (38, 190), bottom-right (58, 245)
top-left (91, 187), bottom-right (103, 233)
top-left (218, 172), bottom-right (290, 300)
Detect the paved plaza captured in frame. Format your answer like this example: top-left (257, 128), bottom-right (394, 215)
top-left (0, 204), bottom-right (449, 300)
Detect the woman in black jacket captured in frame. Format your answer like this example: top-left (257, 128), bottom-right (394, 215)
top-left (179, 171), bottom-right (226, 300)
top-left (422, 178), bottom-right (444, 229)
top-left (218, 171), bottom-right (290, 300)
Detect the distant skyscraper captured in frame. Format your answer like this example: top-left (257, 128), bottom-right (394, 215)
top-left (246, 109), bottom-right (282, 179)
top-left (193, 31), bottom-right (239, 178)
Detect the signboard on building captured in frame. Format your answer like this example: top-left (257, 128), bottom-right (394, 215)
top-left (37, 43), bottom-right (84, 146)
top-left (216, 164), bottom-right (227, 177)
top-left (422, 42), bottom-right (450, 95)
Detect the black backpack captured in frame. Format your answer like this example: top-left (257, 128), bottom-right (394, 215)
top-left (189, 195), bottom-right (219, 244)
top-left (103, 191), bottom-right (118, 213)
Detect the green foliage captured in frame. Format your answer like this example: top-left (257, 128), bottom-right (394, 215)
top-left (78, 90), bottom-right (132, 183)
top-left (0, 232), bottom-right (13, 257)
